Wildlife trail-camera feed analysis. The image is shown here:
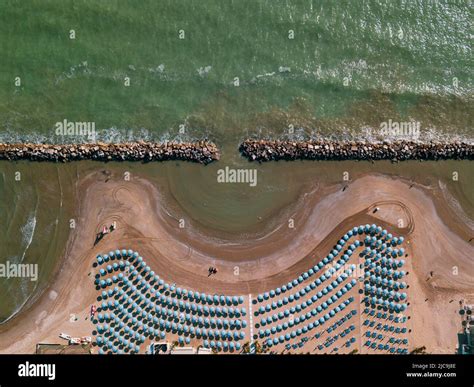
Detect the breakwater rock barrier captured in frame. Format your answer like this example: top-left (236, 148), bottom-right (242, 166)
top-left (239, 140), bottom-right (474, 162)
top-left (0, 141), bottom-right (220, 164)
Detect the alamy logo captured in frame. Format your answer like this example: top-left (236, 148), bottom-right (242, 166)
top-left (217, 166), bottom-right (257, 187)
top-left (0, 261), bottom-right (38, 281)
top-left (379, 119), bottom-right (420, 138)
top-left (55, 119), bottom-right (96, 140)
top-left (18, 361), bottom-right (56, 381)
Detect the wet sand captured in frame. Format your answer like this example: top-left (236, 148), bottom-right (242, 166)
top-left (0, 171), bottom-right (472, 354)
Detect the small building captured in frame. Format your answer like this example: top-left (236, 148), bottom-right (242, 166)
top-left (36, 343), bottom-right (91, 354)
top-left (170, 346), bottom-right (196, 355)
top-left (147, 342), bottom-right (170, 354)
top-left (457, 324), bottom-right (474, 355)
top-left (148, 342), bottom-right (214, 355)
top-left (457, 305), bottom-right (474, 355)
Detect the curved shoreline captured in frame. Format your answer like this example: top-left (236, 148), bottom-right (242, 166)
top-left (0, 171), bottom-right (473, 353)
top-left (0, 141), bottom-right (220, 164)
top-left (240, 140), bottom-right (474, 162)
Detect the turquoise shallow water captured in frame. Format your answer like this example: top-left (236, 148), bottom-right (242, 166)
top-left (0, 0), bottom-right (472, 142)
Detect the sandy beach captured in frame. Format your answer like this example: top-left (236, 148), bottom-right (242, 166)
top-left (0, 170), bottom-right (472, 354)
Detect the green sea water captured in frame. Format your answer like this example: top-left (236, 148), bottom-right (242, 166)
top-left (0, 0), bottom-right (472, 142)
top-left (0, 0), bottom-right (473, 322)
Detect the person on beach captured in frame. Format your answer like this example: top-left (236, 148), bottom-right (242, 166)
top-left (94, 231), bottom-right (104, 245)
top-left (208, 267), bottom-right (218, 276)
top-left (94, 224), bottom-right (112, 245)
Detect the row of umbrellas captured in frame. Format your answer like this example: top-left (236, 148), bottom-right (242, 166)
top-left (257, 279), bottom-right (357, 327)
top-left (254, 237), bottom-right (362, 302)
top-left (96, 249), bottom-right (245, 307)
top-left (259, 297), bottom-right (355, 342)
top-left (363, 311), bottom-right (408, 323)
top-left (94, 248), bottom-right (250, 355)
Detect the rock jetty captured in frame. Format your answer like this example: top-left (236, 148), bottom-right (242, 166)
top-left (0, 141), bottom-right (220, 164)
top-left (239, 140), bottom-right (474, 162)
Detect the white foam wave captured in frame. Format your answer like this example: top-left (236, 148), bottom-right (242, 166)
top-left (20, 212), bottom-right (37, 263)
top-left (306, 126), bottom-right (474, 145)
top-left (0, 125), bottom-right (214, 145)
top-left (197, 66), bottom-right (212, 77)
